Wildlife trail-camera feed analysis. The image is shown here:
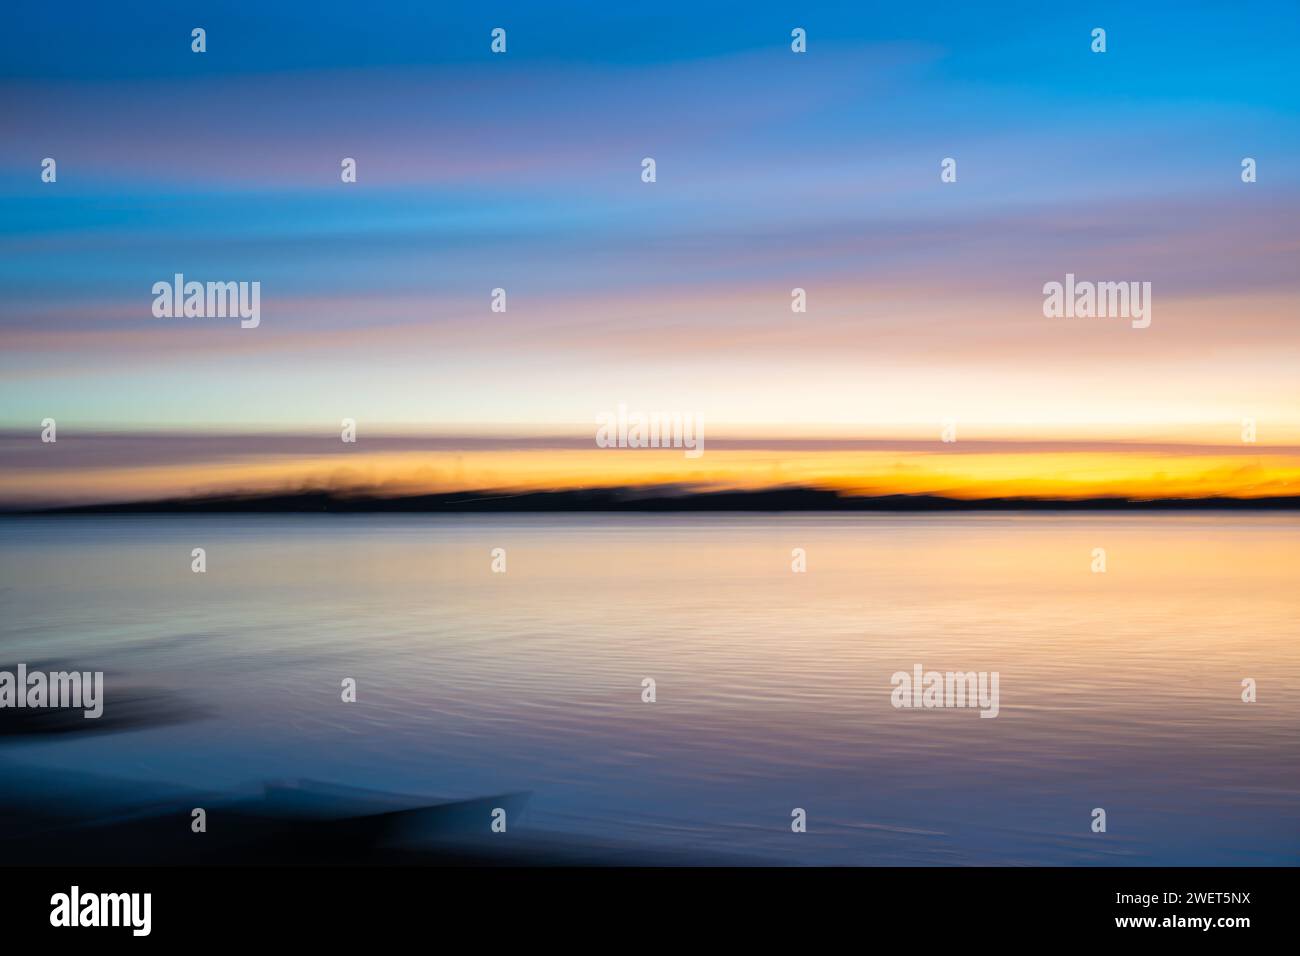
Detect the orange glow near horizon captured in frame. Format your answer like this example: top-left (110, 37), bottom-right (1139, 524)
top-left (5, 445), bottom-right (1299, 506)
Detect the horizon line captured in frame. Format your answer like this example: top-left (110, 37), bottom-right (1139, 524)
top-left (10, 485), bottom-right (1300, 515)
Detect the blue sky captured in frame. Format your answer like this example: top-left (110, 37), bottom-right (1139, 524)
top-left (1, 1), bottom-right (1297, 439)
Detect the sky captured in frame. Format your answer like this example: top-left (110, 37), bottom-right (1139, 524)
top-left (1, 1), bottom-right (1298, 504)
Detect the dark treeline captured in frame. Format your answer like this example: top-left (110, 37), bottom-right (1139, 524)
top-left (19, 487), bottom-right (1300, 514)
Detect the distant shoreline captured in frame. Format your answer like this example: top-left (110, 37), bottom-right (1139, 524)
top-left (8, 488), bottom-right (1300, 515)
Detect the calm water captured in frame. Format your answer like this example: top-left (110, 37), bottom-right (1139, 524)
top-left (2, 513), bottom-right (1297, 865)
